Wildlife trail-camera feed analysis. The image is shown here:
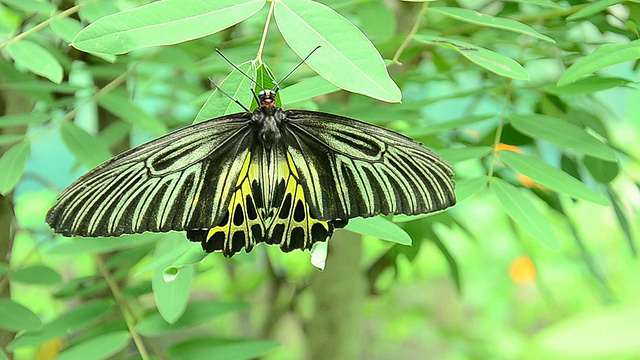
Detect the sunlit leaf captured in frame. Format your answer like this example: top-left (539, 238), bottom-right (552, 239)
top-left (166, 338), bottom-right (279, 360)
top-left (437, 146), bottom-right (492, 164)
top-left (454, 176), bottom-right (488, 202)
top-left (0, 113), bottom-right (50, 128)
top-left (194, 62), bottom-right (254, 123)
top-left (72, 0), bottom-right (266, 54)
top-left (153, 238), bottom-right (193, 324)
top-left (545, 76), bottom-right (632, 95)
top-left (280, 76), bottom-right (339, 104)
top-left (98, 90), bottom-right (168, 135)
top-left (61, 122), bottom-right (111, 169)
top-left (566, 0), bottom-right (621, 21)
top-left (275, 0), bottom-right (401, 102)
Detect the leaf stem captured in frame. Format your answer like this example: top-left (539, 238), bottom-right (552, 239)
top-left (95, 255), bottom-right (151, 360)
top-left (487, 80), bottom-right (512, 181)
top-left (392, 2), bottom-right (429, 65)
top-left (256, 1), bottom-right (276, 65)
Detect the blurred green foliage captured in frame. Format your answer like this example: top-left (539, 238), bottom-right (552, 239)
top-left (1, 0), bottom-right (640, 359)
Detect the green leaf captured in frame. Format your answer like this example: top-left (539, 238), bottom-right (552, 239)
top-left (0, 142), bottom-right (30, 195)
top-left (72, 0), bottom-right (266, 54)
top-left (437, 146), bottom-right (492, 164)
top-left (250, 63), bottom-right (281, 110)
top-left (98, 90), bottom-right (168, 135)
top-left (7, 300), bottom-right (113, 350)
top-left (545, 76), bottom-right (632, 95)
top-left (558, 40), bottom-right (640, 86)
top-left (0, 113), bottom-right (50, 128)
top-left (194, 62), bottom-right (254, 124)
top-left (166, 338), bottom-right (279, 360)
top-left (275, 0), bottom-right (401, 102)
top-left (404, 115), bottom-right (493, 138)
top-left (346, 217), bottom-right (412, 245)
top-left (490, 178), bottom-right (560, 251)
top-left (583, 155), bottom-right (619, 183)
top-left (164, 246), bottom-right (208, 279)
top-left (54, 331), bottom-right (130, 360)
top-left (0, 0), bottom-right (56, 13)
top-left (0, 135), bottom-right (24, 146)
top-left (60, 122), bottom-right (112, 169)
top-left (10, 265), bottom-right (62, 285)
top-left (504, 0), bottom-right (566, 9)
top-left (45, 234), bottom-right (160, 255)
top-left (0, 299), bottom-right (42, 332)
top-left (499, 151), bottom-right (609, 205)
top-left (50, 17), bottom-right (84, 44)
top-left (430, 7), bottom-right (555, 43)
top-left (153, 238), bottom-right (193, 324)
top-left (566, 0), bottom-right (621, 21)
top-left (531, 306), bottom-right (640, 358)
top-left (454, 176), bottom-right (488, 202)
top-left (137, 302), bottom-right (248, 336)
top-left (415, 35), bottom-right (530, 80)
top-left (7, 40), bottom-right (63, 83)
top-left (280, 76), bottom-right (340, 104)
top-left (509, 114), bottom-right (617, 161)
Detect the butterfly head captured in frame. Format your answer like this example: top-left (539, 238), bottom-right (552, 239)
top-left (258, 89), bottom-right (277, 107)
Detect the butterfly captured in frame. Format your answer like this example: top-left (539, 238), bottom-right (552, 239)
top-left (46, 78), bottom-right (456, 257)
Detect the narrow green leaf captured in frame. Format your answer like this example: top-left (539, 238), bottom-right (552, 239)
top-left (608, 188), bottom-right (636, 257)
top-left (567, 0), bottom-right (622, 21)
top-left (431, 235), bottom-right (461, 292)
top-left (50, 17), bottom-right (84, 43)
top-left (558, 40), bottom-right (640, 86)
top-left (415, 35), bottom-right (530, 80)
top-left (194, 62), bottom-right (254, 124)
top-left (275, 0), bottom-right (401, 102)
top-left (545, 76), bottom-right (632, 95)
top-left (280, 76), bottom-right (340, 104)
top-left (99, 90), bottom-right (168, 135)
top-left (137, 302), bottom-right (248, 336)
top-left (500, 151), bottom-right (609, 205)
top-left (490, 178), bottom-right (560, 251)
top-left (583, 155), bottom-right (619, 183)
top-left (454, 176), bottom-right (488, 202)
top-left (0, 142), bottom-right (30, 195)
top-left (164, 246), bottom-right (208, 278)
top-left (153, 238), bottom-right (193, 324)
top-left (10, 265), bottom-right (62, 285)
top-left (54, 331), bottom-right (130, 360)
top-left (45, 234), bottom-right (160, 255)
top-left (72, 0), bottom-right (265, 54)
top-left (250, 63), bottom-right (281, 110)
top-left (0, 114), bottom-right (50, 128)
top-left (7, 300), bottom-right (113, 350)
top-left (505, 0), bottom-right (566, 9)
top-left (509, 114), bottom-right (617, 161)
top-left (166, 339), bottom-right (279, 360)
top-left (437, 146), bottom-right (492, 164)
top-left (346, 217), bottom-right (412, 245)
top-left (60, 122), bottom-right (111, 169)
top-left (7, 40), bottom-right (63, 83)
top-left (404, 115), bottom-right (494, 138)
top-left (0, 299), bottom-right (42, 332)
top-left (0, 135), bottom-right (24, 146)
top-left (430, 7), bottom-right (555, 43)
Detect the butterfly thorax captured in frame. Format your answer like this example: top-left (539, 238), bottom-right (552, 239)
top-left (253, 90), bottom-right (286, 147)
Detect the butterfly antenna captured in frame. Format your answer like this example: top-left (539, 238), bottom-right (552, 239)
top-left (208, 77), bottom-right (251, 112)
top-left (274, 45), bottom-right (321, 91)
top-left (215, 48), bottom-right (264, 92)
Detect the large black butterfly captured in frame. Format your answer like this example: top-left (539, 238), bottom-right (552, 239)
top-left (46, 88), bottom-right (456, 257)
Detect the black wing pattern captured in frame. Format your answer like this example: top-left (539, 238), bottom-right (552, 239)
top-left (46, 113), bottom-right (254, 237)
top-left (281, 110), bottom-right (456, 220)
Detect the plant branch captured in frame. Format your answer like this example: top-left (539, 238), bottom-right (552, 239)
top-left (95, 255), bottom-right (151, 360)
top-left (487, 80), bottom-right (512, 180)
top-left (392, 1), bottom-right (429, 65)
top-left (256, 1), bottom-right (276, 65)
